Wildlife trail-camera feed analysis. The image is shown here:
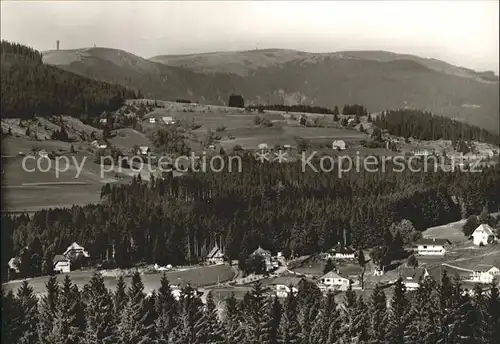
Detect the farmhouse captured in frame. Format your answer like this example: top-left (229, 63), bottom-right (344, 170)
top-left (258, 143), bottom-right (268, 150)
top-left (332, 140), bottom-right (347, 151)
top-left (252, 246), bottom-right (272, 269)
top-left (8, 257), bottom-right (20, 274)
top-left (472, 224), bottom-right (497, 246)
top-left (401, 267), bottom-right (430, 290)
top-left (206, 245), bottom-right (225, 265)
top-left (469, 265), bottom-right (500, 284)
top-left (148, 117), bottom-right (156, 124)
top-left (53, 255), bottom-right (71, 273)
top-left (415, 238), bottom-right (451, 256)
top-left (266, 273), bottom-right (304, 297)
top-left (319, 271), bottom-right (350, 290)
top-left (63, 242), bottom-right (90, 260)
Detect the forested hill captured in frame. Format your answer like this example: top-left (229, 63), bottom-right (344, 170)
top-left (374, 109), bottom-right (500, 146)
top-left (0, 40), bottom-right (137, 119)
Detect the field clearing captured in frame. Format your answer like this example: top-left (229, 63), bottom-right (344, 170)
top-left (3, 264), bottom-right (235, 295)
top-left (109, 128), bottom-right (153, 152)
top-left (422, 219), bottom-right (469, 244)
top-left (1, 146), bottom-right (126, 212)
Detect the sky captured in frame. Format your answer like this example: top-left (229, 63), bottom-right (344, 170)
top-left (1, 1), bottom-right (499, 72)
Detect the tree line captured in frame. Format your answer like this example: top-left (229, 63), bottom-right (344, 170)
top-left (374, 109), bottom-right (500, 146)
top-left (2, 270), bottom-right (499, 344)
top-left (3, 156), bottom-right (499, 279)
top-left (0, 40), bottom-right (137, 119)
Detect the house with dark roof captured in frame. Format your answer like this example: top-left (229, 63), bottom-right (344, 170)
top-left (53, 255), bottom-right (71, 273)
top-left (251, 246), bottom-right (273, 270)
top-left (415, 238), bottom-right (452, 256)
top-left (401, 267), bottom-right (430, 290)
top-left (206, 245), bottom-right (225, 265)
top-left (469, 264), bottom-right (500, 284)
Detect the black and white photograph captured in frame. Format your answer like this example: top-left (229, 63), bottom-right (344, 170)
top-left (1, 1), bottom-right (499, 343)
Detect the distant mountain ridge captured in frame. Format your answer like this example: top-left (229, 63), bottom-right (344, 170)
top-left (43, 47), bottom-right (499, 132)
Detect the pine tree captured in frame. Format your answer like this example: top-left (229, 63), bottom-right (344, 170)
top-left (16, 280), bottom-right (39, 344)
top-left (279, 290), bottom-right (301, 344)
top-left (38, 275), bottom-right (59, 344)
top-left (323, 258), bottom-right (334, 275)
top-left (114, 274), bottom-right (128, 313)
top-left (222, 292), bottom-right (245, 344)
top-left (155, 274), bottom-right (177, 342)
top-left (201, 292), bottom-right (224, 344)
top-left (118, 271), bottom-right (156, 344)
top-left (386, 278), bottom-right (408, 344)
top-left (2, 288), bottom-right (21, 344)
top-left (344, 283), bottom-right (357, 309)
top-left (369, 284), bottom-right (387, 343)
top-left (82, 272), bottom-right (117, 343)
top-left (47, 275), bottom-right (85, 344)
top-left (482, 282), bottom-right (500, 344)
top-left (171, 284), bottom-right (204, 344)
top-left (268, 295), bottom-right (282, 344)
top-left (242, 281), bottom-right (271, 344)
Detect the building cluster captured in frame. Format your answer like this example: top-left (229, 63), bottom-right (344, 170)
top-left (8, 242), bottom-right (90, 278)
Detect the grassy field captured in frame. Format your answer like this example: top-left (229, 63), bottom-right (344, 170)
top-left (3, 264), bottom-right (235, 295)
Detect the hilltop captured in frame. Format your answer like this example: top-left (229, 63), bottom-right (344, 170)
top-left (43, 47), bottom-right (499, 132)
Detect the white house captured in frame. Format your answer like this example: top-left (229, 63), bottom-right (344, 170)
top-left (415, 238), bottom-right (452, 256)
top-left (472, 224), bottom-right (497, 246)
top-left (63, 242), bottom-right (90, 260)
top-left (38, 149), bottom-right (48, 158)
top-left (319, 271), bottom-right (350, 290)
top-left (149, 118), bottom-right (156, 124)
top-left (138, 146), bottom-right (150, 155)
top-left (468, 265), bottom-right (500, 284)
top-left (53, 255), bottom-right (71, 273)
top-left (258, 143), bottom-right (268, 150)
top-left (401, 267), bottom-right (430, 290)
top-left (92, 140), bottom-right (108, 149)
top-left (162, 116), bottom-right (175, 124)
top-left (332, 140), bottom-right (347, 151)
top-left (206, 245), bottom-right (225, 265)
top-left (413, 150), bottom-right (431, 156)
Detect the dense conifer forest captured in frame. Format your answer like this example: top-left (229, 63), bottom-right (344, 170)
top-left (374, 109), bottom-right (500, 146)
top-left (3, 156), bottom-right (499, 279)
top-left (0, 41), bottom-right (137, 119)
top-left (2, 270), bottom-right (499, 344)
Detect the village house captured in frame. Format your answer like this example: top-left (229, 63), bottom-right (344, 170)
top-left (415, 238), bottom-right (452, 256)
top-left (326, 243), bottom-right (356, 260)
top-left (258, 143), bottom-right (269, 150)
top-left (251, 246), bottom-right (272, 270)
top-left (319, 271), bottom-right (350, 291)
top-left (91, 139), bottom-right (108, 149)
top-left (206, 245), bottom-right (225, 265)
top-left (471, 224), bottom-right (497, 246)
top-left (38, 149), bottom-right (48, 158)
top-left (162, 116), bottom-right (175, 124)
top-left (53, 255), bottom-right (71, 273)
top-left (63, 242), bottom-right (90, 261)
top-left (401, 267), bottom-right (430, 290)
top-left (332, 140), bottom-right (347, 151)
top-left (8, 257), bottom-right (21, 275)
top-left (138, 146), bottom-right (150, 155)
top-left (413, 149), bottom-right (432, 157)
top-left (468, 264), bottom-right (500, 284)
top-left (149, 117), bottom-right (156, 124)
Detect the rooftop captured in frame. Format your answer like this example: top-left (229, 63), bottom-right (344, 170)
top-left (416, 238), bottom-right (452, 246)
